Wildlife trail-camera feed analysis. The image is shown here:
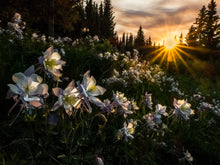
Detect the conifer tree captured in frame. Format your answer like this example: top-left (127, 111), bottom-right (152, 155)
top-left (195, 5), bottom-right (207, 46)
top-left (179, 32), bottom-right (183, 45)
top-left (103, 0), bottom-right (115, 39)
top-left (205, 0), bottom-right (220, 48)
top-left (186, 25), bottom-right (198, 46)
top-left (134, 26), bottom-right (145, 47)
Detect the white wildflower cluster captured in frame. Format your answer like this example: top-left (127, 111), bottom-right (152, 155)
top-left (8, 13), bottom-right (26, 39)
top-left (100, 50), bottom-right (185, 97)
top-left (194, 93), bottom-right (220, 116)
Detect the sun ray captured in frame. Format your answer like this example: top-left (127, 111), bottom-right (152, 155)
top-left (148, 35), bottom-right (201, 73)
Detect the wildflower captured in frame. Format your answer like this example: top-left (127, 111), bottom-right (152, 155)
top-left (145, 92), bottom-right (153, 110)
top-left (199, 102), bottom-right (213, 110)
top-left (113, 91), bottom-right (133, 117)
top-left (52, 81), bottom-right (81, 116)
top-left (38, 46), bottom-right (66, 81)
top-left (96, 99), bottom-right (113, 113)
top-left (95, 156), bottom-right (104, 165)
top-left (7, 65), bottom-right (48, 110)
top-left (143, 113), bottom-right (156, 130)
top-left (155, 104), bottom-right (168, 116)
top-left (116, 119), bottom-right (137, 142)
top-left (8, 13), bottom-right (26, 39)
top-left (77, 71), bottom-right (106, 112)
top-left (173, 98), bottom-right (194, 120)
top-left (179, 150), bottom-right (193, 164)
top-left (93, 35), bottom-right (99, 42)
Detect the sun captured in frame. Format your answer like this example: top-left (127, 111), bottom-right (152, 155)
top-left (164, 37), bottom-right (177, 50)
top-left (149, 35), bottom-right (196, 74)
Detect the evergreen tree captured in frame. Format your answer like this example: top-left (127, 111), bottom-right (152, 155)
top-left (186, 25), bottom-right (198, 46)
top-left (85, 0), bottom-right (94, 35)
top-left (134, 26), bottom-right (145, 47)
top-left (99, 2), bottom-right (104, 37)
top-left (122, 32), bottom-right (126, 46)
top-left (148, 36), bottom-right (152, 46)
top-left (126, 33), bottom-right (129, 47)
top-left (103, 0), bottom-right (115, 39)
top-left (179, 32), bottom-right (183, 45)
top-left (195, 5), bottom-right (207, 46)
top-left (127, 33), bottom-right (133, 48)
top-left (205, 0), bottom-right (220, 48)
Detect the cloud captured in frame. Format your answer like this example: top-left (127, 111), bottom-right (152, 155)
top-left (94, 0), bottom-right (220, 43)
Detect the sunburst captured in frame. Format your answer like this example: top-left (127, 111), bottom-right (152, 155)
top-left (149, 37), bottom-right (196, 73)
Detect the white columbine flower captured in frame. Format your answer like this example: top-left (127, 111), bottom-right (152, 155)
top-left (113, 91), bottom-right (133, 117)
top-left (173, 98), bottom-right (194, 120)
top-left (8, 65), bottom-right (48, 109)
top-left (52, 81), bottom-right (81, 116)
top-left (39, 46), bottom-right (66, 81)
top-left (77, 71), bottom-right (106, 112)
top-left (116, 119), bottom-right (137, 142)
top-left (145, 92), bottom-right (153, 110)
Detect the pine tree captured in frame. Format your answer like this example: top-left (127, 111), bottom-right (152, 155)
top-left (205, 0), bottom-right (220, 48)
top-left (127, 33), bottom-right (133, 48)
top-left (179, 32), bottom-right (183, 45)
top-left (186, 25), bottom-right (198, 46)
top-left (99, 2), bottom-right (104, 37)
top-left (194, 5), bottom-right (207, 46)
top-left (122, 32), bottom-right (125, 46)
top-left (134, 26), bottom-right (145, 47)
top-left (103, 0), bottom-right (115, 39)
top-left (148, 36), bottom-right (152, 46)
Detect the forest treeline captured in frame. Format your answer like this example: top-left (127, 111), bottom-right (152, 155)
top-left (0, 0), bottom-right (220, 49)
top-left (0, 0), bottom-right (115, 40)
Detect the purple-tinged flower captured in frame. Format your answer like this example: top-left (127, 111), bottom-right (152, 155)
top-left (77, 71), bottom-right (106, 112)
top-left (113, 91), bottom-right (133, 117)
top-left (145, 92), bottom-right (153, 110)
top-left (173, 98), bottom-right (194, 120)
top-left (7, 65), bottom-right (48, 111)
top-left (52, 81), bottom-right (81, 116)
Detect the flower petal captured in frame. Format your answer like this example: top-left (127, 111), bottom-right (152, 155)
top-left (8, 84), bottom-right (20, 94)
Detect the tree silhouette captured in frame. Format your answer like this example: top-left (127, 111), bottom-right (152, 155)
top-left (134, 26), bottom-right (145, 47)
top-left (103, 0), bottom-right (115, 39)
top-left (205, 0), bottom-right (220, 48)
top-left (186, 25), bottom-right (198, 46)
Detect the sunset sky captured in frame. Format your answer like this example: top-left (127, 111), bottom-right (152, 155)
top-left (94, 0), bottom-right (220, 45)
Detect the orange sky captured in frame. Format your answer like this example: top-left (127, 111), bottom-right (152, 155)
top-left (95, 0), bottom-right (220, 45)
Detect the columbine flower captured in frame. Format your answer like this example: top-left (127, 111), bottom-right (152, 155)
top-left (77, 70), bottom-right (106, 112)
top-left (113, 91), bottom-right (133, 117)
top-left (145, 92), bottom-right (153, 110)
top-left (173, 98), bottom-right (194, 120)
top-left (39, 46), bottom-right (66, 81)
top-left (96, 99), bottom-right (113, 113)
top-left (116, 119), bottom-right (137, 142)
top-left (52, 81), bottom-right (81, 116)
top-left (179, 150), bottom-right (193, 164)
top-left (95, 156), bottom-right (104, 165)
top-left (153, 104), bottom-right (168, 123)
top-left (143, 113), bottom-right (156, 130)
top-left (7, 65), bottom-right (48, 110)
